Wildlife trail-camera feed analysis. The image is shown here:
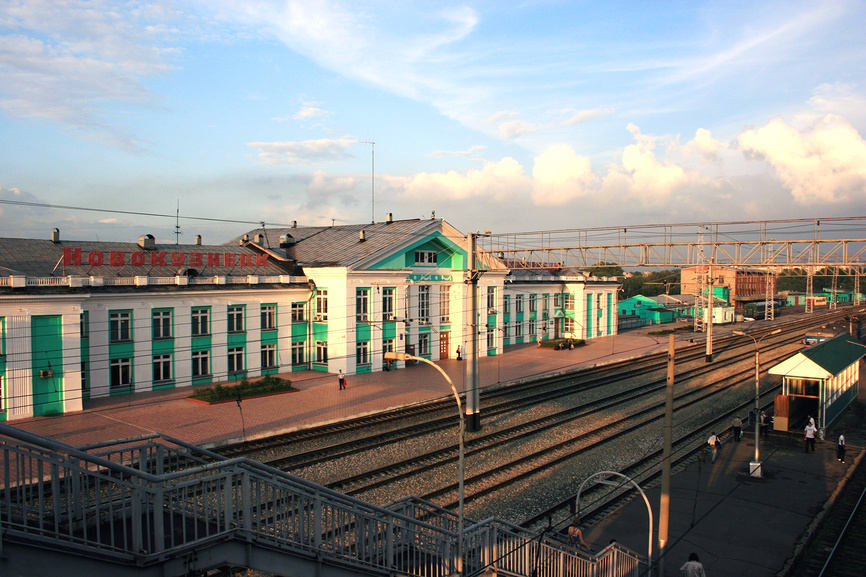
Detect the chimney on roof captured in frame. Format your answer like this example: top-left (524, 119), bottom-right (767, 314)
top-left (51, 228), bottom-right (60, 243)
top-left (240, 234), bottom-right (249, 246)
top-left (386, 213), bottom-right (393, 224)
top-left (254, 233), bottom-right (264, 244)
top-left (292, 220), bottom-right (297, 228)
top-left (359, 230), bottom-right (367, 242)
top-left (279, 234), bottom-right (294, 247)
top-left (138, 234), bottom-right (155, 250)
top-left (195, 235), bottom-right (202, 246)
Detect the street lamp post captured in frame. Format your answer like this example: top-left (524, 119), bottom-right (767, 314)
top-left (733, 328), bottom-right (781, 477)
top-left (385, 352), bottom-right (464, 575)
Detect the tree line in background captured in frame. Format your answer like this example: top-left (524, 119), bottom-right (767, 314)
top-left (777, 267), bottom-right (861, 293)
top-left (586, 263), bottom-right (681, 299)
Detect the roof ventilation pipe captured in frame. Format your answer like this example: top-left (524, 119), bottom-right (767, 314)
top-left (359, 230), bottom-right (367, 242)
top-left (386, 213), bottom-right (393, 224)
top-left (254, 233), bottom-right (264, 244)
top-left (138, 234), bottom-right (155, 250)
top-left (51, 228), bottom-right (60, 243)
top-left (195, 235), bottom-right (202, 245)
top-left (240, 234), bottom-right (249, 246)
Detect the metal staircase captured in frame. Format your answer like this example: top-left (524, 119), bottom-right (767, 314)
top-left (0, 424), bottom-right (646, 577)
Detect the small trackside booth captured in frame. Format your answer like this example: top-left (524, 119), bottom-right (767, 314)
top-left (769, 335), bottom-right (865, 433)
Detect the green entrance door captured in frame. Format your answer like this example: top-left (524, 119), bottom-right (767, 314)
top-left (31, 315), bottom-right (64, 416)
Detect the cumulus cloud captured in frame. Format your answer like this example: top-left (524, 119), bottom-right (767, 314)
top-left (400, 157), bottom-right (529, 201)
top-left (294, 104), bottom-right (332, 120)
top-left (530, 144), bottom-right (598, 206)
top-left (683, 128), bottom-right (721, 162)
top-left (737, 115), bottom-right (866, 204)
top-left (247, 136), bottom-right (356, 165)
top-left (601, 124), bottom-right (693, 206)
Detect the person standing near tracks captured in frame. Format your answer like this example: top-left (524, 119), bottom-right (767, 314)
top-left (837, 431), bottom-right (847, 463)
top-left (707, 432), bottom-right (721, 463)
top-left (732, 415), bottom-right (742, 442)
top-left (804, 420), bottom-right (818, 453)
top-left (567, 517), bottom-right (591, 552)
top-left (338, 369), bottom-right (346, 390)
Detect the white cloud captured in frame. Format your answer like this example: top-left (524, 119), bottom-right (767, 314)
top-left (400, 157), bottom-right (529, 201)
top-left (683, 128), bottom-right (720, 162)
top-left (307, 169), bottom-right (355, 195)
top-left (246, 136), bottom-right (356, 165)
top-left (737, 115), bottom-right (866, 204)
top-left (498, 119), bottom-right (540, 139)
top-left (294, 104), bottom-right (332, 120)
top-left (431, 145), bottom-right (487, 157)
top-left (601, 124), bottom-right (693, 206)
top-left (530, 144), bottom-right (597, 206)
top-left (562, 107), bottom-right (616, 126)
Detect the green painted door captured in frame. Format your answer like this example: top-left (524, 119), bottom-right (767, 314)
top-left (31, 316), bottom-right (64, 416)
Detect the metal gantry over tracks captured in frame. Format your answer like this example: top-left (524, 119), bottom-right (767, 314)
top-left (0, 424), bottom-right (645, 577)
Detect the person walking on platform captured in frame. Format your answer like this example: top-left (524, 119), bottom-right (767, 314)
top-left (680, 552), bottom-right (707, 577)
top-left (338, 369), bottom-right (346, 390)
top-left (707, 432), bottom-right (721, 463)
top-left (760, 412), bottom-right (770, 437)
top-left (804, 420), bottom-right (818, 453)
top-left (732, 415), bottom-right (742, 442)
top-left (837, 431), bottom-right (847, 463)
top-left (567, 517), bottom-right (591, 552)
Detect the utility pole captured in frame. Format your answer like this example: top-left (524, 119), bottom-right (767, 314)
top-left (658, 333), bottom-right (675, 577)
top-left (465, 232), bottom-right (481, 432)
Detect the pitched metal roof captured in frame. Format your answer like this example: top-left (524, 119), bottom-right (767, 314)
top-left (227, 218), bottom-right (454, 269)
top-left (0, 237), bottom-right (293, 278)
top-left (769, 334), bottom-right (866, 379)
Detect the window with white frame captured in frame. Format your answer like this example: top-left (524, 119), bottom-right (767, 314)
top-left (383, 338), bottom-right (394, 354)
top-left (110, 358), bottom-right (132, 389)
top-left (503, 323), bottom-right (510, 339)
top-left (110, 311), bottom-right (131, 342)
top-left (564, 317), bottom-right (575, 335)
top-left (382, 287), bottom-right (395, 320)
top-left (565, 294), bottom-right (575, 310)
top-left (543, 294), bottom-right (550, 312)
top-left (80, 312), bottom-right (88, 339)
top-left (515, 321), bottom-right (523, 338)
top-left (554, 293), bottom-right (561, 308)
top-left (261, 304), bottom-right (277, 330)
top-left (414, 250), bottom-right (437, 265)
top-left (529, 318), bottom-right (536, 336)
top-left (418, 333), bottom-right (430, 356)
top-left (228, 347), bottom-right (244, 373)
top-left (316, 341), bottom-right (328, 363)
top-left (153, 354), bottom-right (172, 382)
top-left (152, 310), bottom-right (172, 339)
top-left (487, 327), bottom-right (495, 349)
top-left (515, 295), bottom-right (524, 313)
top-left (291, 341), bottom-right (305, 365)
top-left (191, 308), bottom-right (209, 336)
top-left (529, 294), bottom-right (537, 312)
top-left (356, 341), bottom-right (369, 365)
top-left (356, 289), bottom-right (370, 321)
top-left (316, 289), bottom-right (328, 321)
top-left (503, 295), bottom-right (510, 314)
top-left (192, 350), bottom-right (210, 377)
top-left (439, 285), bottom-right (450, 322)
top-left (418, 285), bottom-right (430, 323)
top-left (291, 302), bottom-right (305, 322)
top-left (487, 287), bottom-right (497, 311)
top-left (261, 344), bottom-right (276, 368)
top-left (228, 306), bottom-right (244, 332)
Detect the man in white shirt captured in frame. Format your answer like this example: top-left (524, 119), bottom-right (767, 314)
top-left (804, 422), bottom-right (818, 453)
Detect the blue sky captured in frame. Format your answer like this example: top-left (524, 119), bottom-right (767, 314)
top-left (1, 0), bottom-right (865, 243)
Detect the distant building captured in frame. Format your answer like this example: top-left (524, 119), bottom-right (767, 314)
top-left (0, 217), bottom-right (619, 420)
top-left (681, 266), bottom-right (775, 313)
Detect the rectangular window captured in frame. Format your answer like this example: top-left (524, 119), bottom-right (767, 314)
top-left (529, 294), bottom-right (537, 312)
top-left (80, 312), bottom-right (89, 338)
top-left (228, 347), bottom-right (244, 373)
top-left (418, 285), bottom-right (430, 323)
top-left (316, 289), bottom-right (328, 321)
top-left (356, 341), bottom-right (369, 365)
top-left (192, 350), bottom-right (210, 377)
top-left (516, 295), bottom-right (524, 313)
top-left (487, 328), bottom-right (495, 349)
top-left (191, 308), bottom-right (209, 336)
top-left (382, 288), bottom-right (395, 321)
top-left (503, 295), bottom-right (510, 314)
top-left (543, 294), bottom-right (550, 312)
top-left (261, 344), bottom-right (277, 368)
top-left (419, 333), bottom-right (430, 356)
top-left (152, 310), bottom-right (172, 339)
top-left (110, 358), bottom-right (132, 389)
top-left (487, 287), bottom-right (497, 311)
top-left (261, 304), bottom-right (277, 330)
top-left (316, 341), bottom-right (328, 363)
top-left (565, 294), bottom-right (575, 310)
top-left (503, 324), bottom-right (510, 338)
top-left (291, 341), bottom-right (305, 365)
top-left (109, 312), bottom-right (131, 343)
top-left (153, 354), bottom-right (172, 382)
top-left (564, 317), bottom-right (575, 335)
top-left (515, 321), bottom-right (523, 338)
top-left (291, 302), bottom-right (305, 323)
top-left (228, 306), bottom-right (244, 333)
top-left (529, 318), bottom-right (536, 336)
top-left (439, 285), bottom-right (450, 322)
top-left (554, 293), bottom-right (562, 308)
top-left (356, 289), bottom-right (369, 322)
top-left (414, 250), bottom-right (438, 265)
top-left (383, 338), bottom-right (394, 354)
top-left (80, 361), bottom-right (88, 395)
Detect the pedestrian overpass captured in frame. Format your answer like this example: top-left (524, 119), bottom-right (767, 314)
top-left (0, 424), bottom-right (645, 577)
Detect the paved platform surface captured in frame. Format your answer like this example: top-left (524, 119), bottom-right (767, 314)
top-left (7, 321), bottom-right (864, 577)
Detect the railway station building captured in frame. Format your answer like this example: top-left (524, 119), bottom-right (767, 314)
top-left (0, 217), bottom-right (619, 421)
top-left (769, 334), bottom-right (866, 433)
